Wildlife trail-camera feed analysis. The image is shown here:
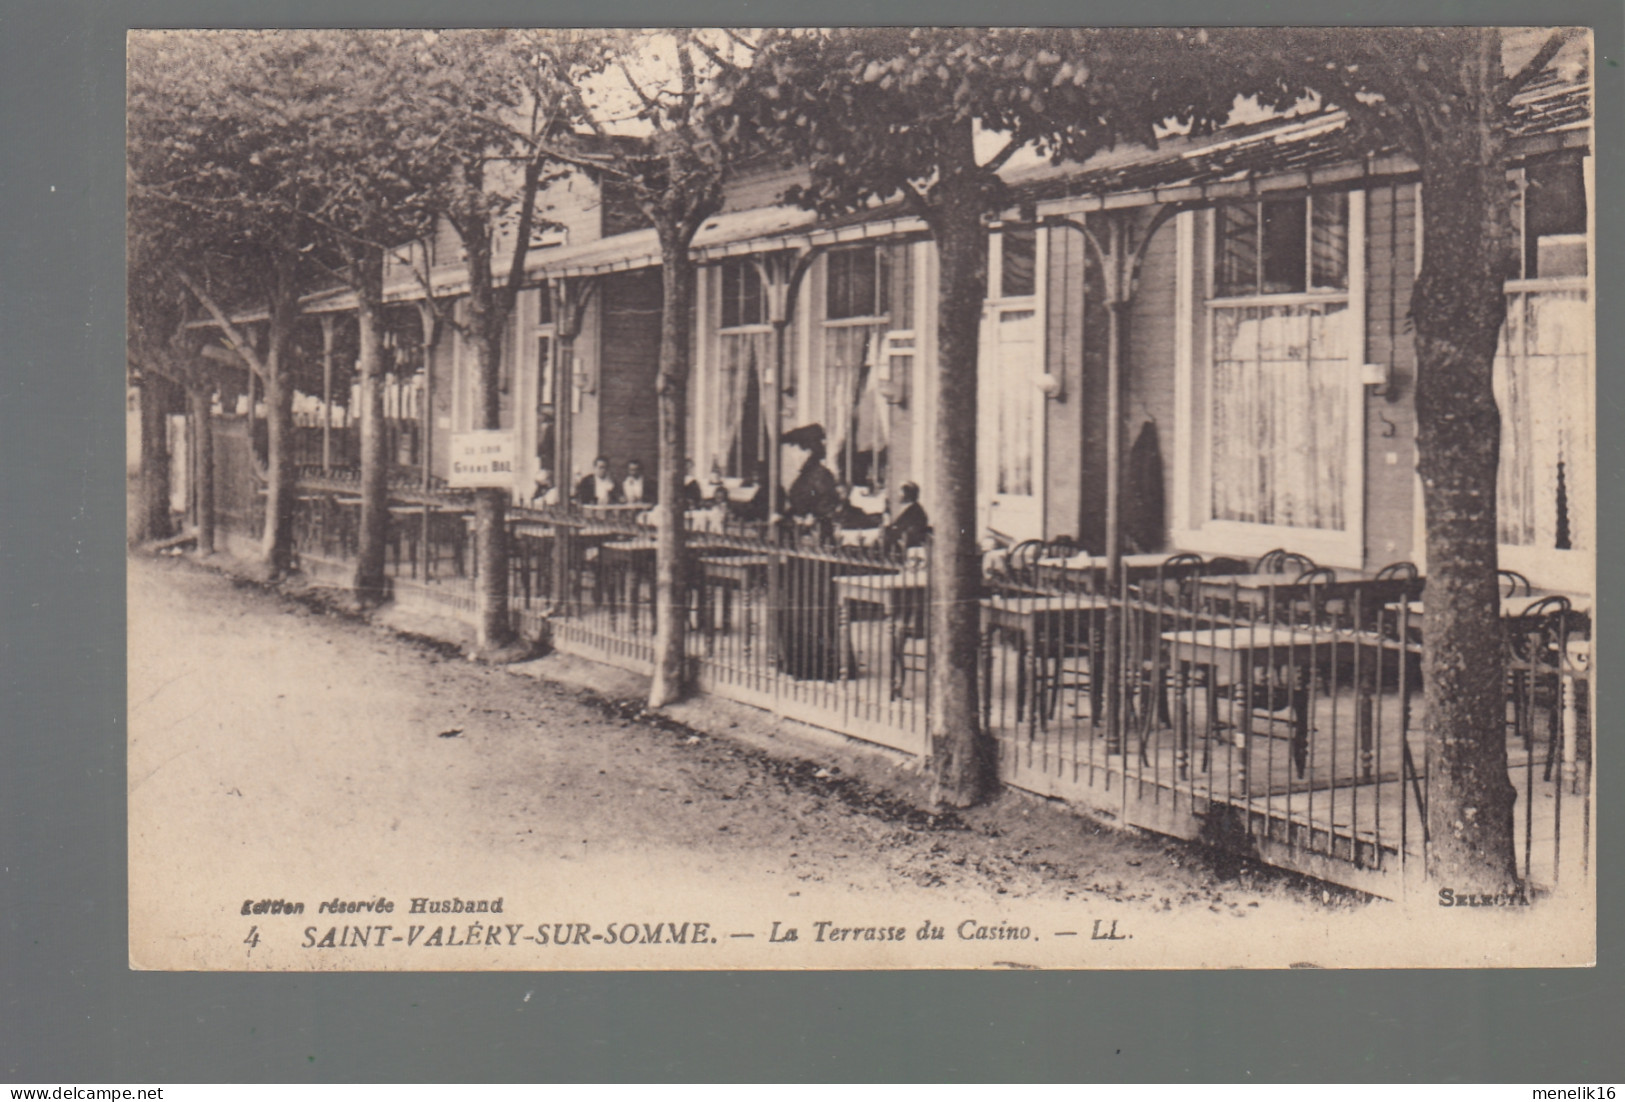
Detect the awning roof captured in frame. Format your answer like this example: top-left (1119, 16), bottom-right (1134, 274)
top-left (199, 70), bottom-right (1589, 325)
top-left (529, 203), bottom-right (821, 278)
top-left (1017, 70), bottom-right (1590, 215)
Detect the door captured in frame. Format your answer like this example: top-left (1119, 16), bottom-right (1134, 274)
top-left (978, 305), bottom-right (1043, 541)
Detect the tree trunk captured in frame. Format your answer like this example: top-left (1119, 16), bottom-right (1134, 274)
top-left (135, 372), bottom-right (175, 544)
top-left (261, 362), bottom-right (296, 573)
top-left (189, 385), bottom-right (215, 555)
top-left (1412, 44), bottom-right (1521, 893)
top-left (648, 224), bottom-right (691, 708)
top-left (354, 250), bottom-right (391, 605)
top-left (471, 317), bottom-right (513, 651)
top-left (924, 155), bottom-right (997, 807)
top-left (259, 264), bottom-right (301, 575)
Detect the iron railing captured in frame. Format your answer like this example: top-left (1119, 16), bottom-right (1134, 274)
top-left (267, 480), bottom-right (1593, 898)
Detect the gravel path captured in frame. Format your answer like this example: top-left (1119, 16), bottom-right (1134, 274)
top-left (128, 552), bottom-right (1359, 970)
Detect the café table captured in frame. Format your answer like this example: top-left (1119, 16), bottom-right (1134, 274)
top-left (1190, 568), bottom-right (1369, 618)
top-left (696, 552), bottom-right (772, 653)
top-left (1391, 591), bottom-right (1592, 618)
top-left (331, 495), bottom-right (363, 559)
top-left (292, 492), bottom-right (334, 559)
top-left (387, 502), bottom-right (473, 578)
top-left (1162, 615), bottom-right (1402, 784)
top-left (600, 539), bottom-right (658, 631)
top-left (833, 569), bottom-right (928, 696)
top-left (1393, 590), bottom-right (1592, 784)
top-left (1033, 551), bottom-right (1185, 592)
top-left (582, 503), bottom-right (651, 520)
top-left (980, 591), bottom-right (1114, 733)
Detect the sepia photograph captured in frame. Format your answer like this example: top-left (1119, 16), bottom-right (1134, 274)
top-left (124, 25), bottom-right (1596, 971)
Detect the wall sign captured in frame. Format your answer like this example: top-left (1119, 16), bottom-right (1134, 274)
top-left (447, 430), bottom-right (516, 487)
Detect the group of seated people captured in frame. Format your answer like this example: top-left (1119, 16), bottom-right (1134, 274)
top-left (531, 431), bottom-right (929, 556)
top-left (532, 455), bottom-right (663, 508)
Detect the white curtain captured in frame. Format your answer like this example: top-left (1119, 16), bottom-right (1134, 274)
top-left (993, 310), bottom-right (1035, 496)
top-left (823, 322), bottom-right (886, 479)
top-left (1495, 288), bottom-right (1592, 551)
top-left (716, 329), bottom-right (774, 477)
top-left (1210, 301), bottom-right (1348, 530)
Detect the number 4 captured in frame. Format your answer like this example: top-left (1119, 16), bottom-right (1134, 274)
top-left (243, 926), bottom-right (260, 948)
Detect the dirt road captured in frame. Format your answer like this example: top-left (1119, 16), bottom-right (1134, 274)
top-left (128, 552), bottom-right (1359, 970)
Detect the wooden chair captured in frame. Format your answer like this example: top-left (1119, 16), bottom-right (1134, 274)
top-left (1499, 569), bottom-right (1532, 598)
top-left (1256, 548), bottom-right (1316, 576)
top-left (1506, 593), bottom-right (1571, 759)
top-left (1223, 567), bottom-right (1343, 777)
top-left (1126, 552), bottom-right (1208, 749)
top-left (1044, 534), bottom-right (1081, 558)
top-left (1008, 539), bottom-right (1046, 583)
top-left (1375, 560), bottom-right (1420, 582)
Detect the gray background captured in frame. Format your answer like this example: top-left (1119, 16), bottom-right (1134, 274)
top-left (3, 0), bottom-right (1620, 1082)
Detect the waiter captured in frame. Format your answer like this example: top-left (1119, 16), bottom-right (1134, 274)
top-left (621, 458), bottom-right (655, 505)
top-left (575, 456), bottom-right (623, 506)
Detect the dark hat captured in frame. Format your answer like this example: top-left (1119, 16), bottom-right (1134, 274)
top-left (781, 423), bottom-right (826, 450)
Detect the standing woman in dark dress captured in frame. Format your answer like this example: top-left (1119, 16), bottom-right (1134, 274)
top-left (776, 425), bottom-right (843, 680)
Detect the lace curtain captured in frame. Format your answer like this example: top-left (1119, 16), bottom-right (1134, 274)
top-left (1210, 301), bottom-right (1349, 530)
top-left (1496, 287), bottom-right (1592, 552)
top-left (715, 329), bottom-right (775, 479)
top-left (822, 322), bottom-right (889, 483)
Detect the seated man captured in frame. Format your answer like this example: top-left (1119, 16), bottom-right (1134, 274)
top-left (575, 456), bottom-right (623, 506)
top-left (621, 459), bottom-right (655, 505)
top-left (882, 481), bottom-right (929, 556)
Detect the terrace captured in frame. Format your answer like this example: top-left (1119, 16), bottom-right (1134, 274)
top-left (255, 471), bottom-right (1592, 899)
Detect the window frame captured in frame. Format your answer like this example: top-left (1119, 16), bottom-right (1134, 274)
top-left (975, 225), bottom-right (1048, 539)
top-left (1172, 193), bottom-right (1368, 569)
top-left (719, 258), bottom-right (768, 331)
top-left (1212, 193), bottom-right (1351, 299)
top-left (824, 245), bottom-right (890, 321)
top-left (1491, 155), bottom-right (1593, 593)
top-left (1494, 277), bottom-right (1592, 593)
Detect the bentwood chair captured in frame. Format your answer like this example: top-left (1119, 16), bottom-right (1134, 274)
top-left (1506, 593), bottom-right (1571, 761)
top-left (1256, 548), bottom-right (1317, 576)
top-left (1499, 569), bottom-right (1533, 598)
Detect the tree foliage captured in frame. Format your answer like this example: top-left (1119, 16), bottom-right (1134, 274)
top-left (736, 29), bottom-right (1250, 229)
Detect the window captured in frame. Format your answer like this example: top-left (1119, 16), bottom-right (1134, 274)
top-left (991, 309), bottom-right (1037, 495)
top-left (535, 334), bottom-right (555, 463)
top-left (720, 259), bottom-right (766, 329)
top-left (821, 244), bottom-right (912, 485)
top-left (1497, 157), bottom-right (1592, 585)
top-left (712, 258), bottom-right (771, 479)
top-left (1192, 194), bottom-right (1364, 562)
top-left (1514, 159), bottom-right (1587, 279)
top-left (1215, 194), bottom-right (1348, 297)
top-left (715, 329), bottom-right (772, 480)
top-left (1209, 302), bottom-right (1350, 529)
top-left (535, 280), bottom-right (553, 326)
top-left (1496, 289), bottom-right (1590, 555)
top-left (826, 246), bottom-right (890, 319)
top-left (999, 227), bottom-right (1037, 298)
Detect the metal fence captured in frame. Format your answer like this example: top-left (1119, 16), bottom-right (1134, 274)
top-left (267, 475), bottom-right (1593, 898)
